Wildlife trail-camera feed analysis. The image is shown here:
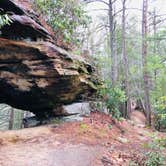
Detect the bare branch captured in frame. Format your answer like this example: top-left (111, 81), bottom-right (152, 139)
top-left (148, 18), bottom-right (166, 27)
top-left (88, 8), bottom-right (109, 12)
top-left (84, 0), bottom-right (109, 6)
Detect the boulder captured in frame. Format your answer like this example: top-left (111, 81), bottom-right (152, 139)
top-left (0, 0), bottom-right (99, 118)
top-left (54, 102), bottom-right (91, 116)
top-left (22, 116), bottom-right (41, 128)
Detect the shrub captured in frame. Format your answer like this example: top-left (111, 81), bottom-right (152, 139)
top-left (155, 137), bottom-right (166, 147)
top-left (144, 136), bottom-right (166, 166)
top-left (145, 151), bottom-right (165, 166)
top-left (98, 82), bottom-right (126, 119)
top-left (154, 96), bottom-right (166, 131)
top-left (34, 0), bottom-right (91, 44)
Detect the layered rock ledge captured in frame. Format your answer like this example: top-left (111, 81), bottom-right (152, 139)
top-left (0, 0), bottom-right (98, 118)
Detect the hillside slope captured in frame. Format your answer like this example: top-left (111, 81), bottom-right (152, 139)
top-left (0, 111), bottom-right (165, 166)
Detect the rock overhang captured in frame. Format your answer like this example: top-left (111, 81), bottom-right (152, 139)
top-left (0, 0), bottom-right (99, 118)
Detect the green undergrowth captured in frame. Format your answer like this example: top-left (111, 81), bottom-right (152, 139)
top-left (143, 135), bottom-right (166, 166)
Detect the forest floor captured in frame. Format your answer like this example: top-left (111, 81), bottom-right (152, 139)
top-left (0, 111), bottom-right (165, 166)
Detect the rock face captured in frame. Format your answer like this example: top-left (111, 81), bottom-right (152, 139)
top-left (0, 0), bottom-right (98, 118)
top-left (55, 102), bottom-right (91, 116)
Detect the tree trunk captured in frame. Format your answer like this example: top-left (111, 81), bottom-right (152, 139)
top-left (109, 0), bottom-right (116, 86)
top-left (122, 0), bottom-right (131, 118)
top-left (9, 108), bottom-right (14, 130)
top-left (142, 0), bottom-right (151, 126)
top-left (153, 9), bottom-right (157, 101)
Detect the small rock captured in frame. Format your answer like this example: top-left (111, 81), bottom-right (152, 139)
top-left (61, 114), bottom-right (84, 122)
top-left (138, 136), bottom-right (147, 141)
top-left (117, 137), bottom-right (128, 143)
top-left (137, 124), bottom-right (145, 128)
top-left (128, 120), bottom-right (135, 126)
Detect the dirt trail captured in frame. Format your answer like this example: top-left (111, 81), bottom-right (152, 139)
top-left (130, 110), bottom-right (146, 126)
top-left (0, 111), bottom-right (165, 166)
top-left (0, 143), bottom-right (102, 166)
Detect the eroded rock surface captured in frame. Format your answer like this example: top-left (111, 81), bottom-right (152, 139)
top-left (0, 0), bottom-right (98, 118)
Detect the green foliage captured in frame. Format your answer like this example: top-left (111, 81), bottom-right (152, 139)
top-left (145, 142), bottom-right (165, 165)
top-left (147, 54), bottom-right (163, 73)
top-left (155, 137), bottom-right (166, 147)
top-left (98, 82), bottom-right (126, 119)
top-left (155, 96), bottom-right (166, 111)
top-left (80, 122), bottom-right (88, 130)
top-left (154, 96), bottom-right (166, 130)
top-left (143, 135), bottom-right (166, 166)
top-left (129, 161), bottom-right (139, 166)
top-left (79, 122), bottom-right (89, 133)
top-left (35, 0), bottom-right (91, 44)
top-left (108, 124), bottom-right (112, 129)
top-left (145, 151), bottom-right (165, 166)
top-left (0, 14), bottom-right (12, 28)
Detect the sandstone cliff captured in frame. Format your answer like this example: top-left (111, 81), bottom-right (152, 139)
top-left (0, 0), bottom-right (98, 118)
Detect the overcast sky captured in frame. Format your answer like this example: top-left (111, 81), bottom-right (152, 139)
top-left (86, 0), bottom-right (166, 21)
top-left (84, 0), bottom-right (166, 52)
